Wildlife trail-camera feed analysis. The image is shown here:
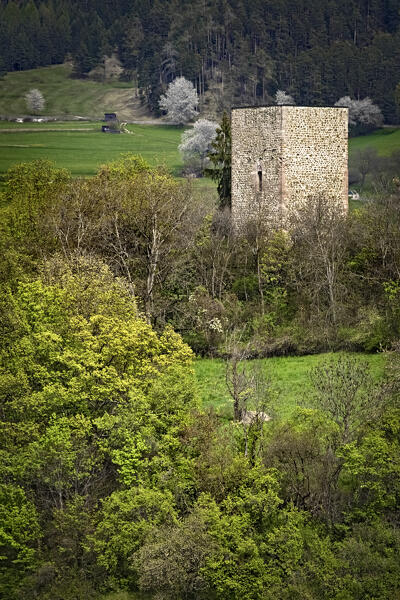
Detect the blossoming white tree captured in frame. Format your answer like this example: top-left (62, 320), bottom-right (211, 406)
top-left (179, 118), bottom-right (218, 174)
top-left (159, 77), bottom-right (198, 124)
top-left (275, 90), bottom-right (295, 105)
top-left (335, 96), bottom-right (383, 132)
top-left (25, 88), bottom-right (45, 112)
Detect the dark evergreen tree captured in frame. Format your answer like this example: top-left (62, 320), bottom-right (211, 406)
top-left (0, 0), bottom-right (399, 122)
top-left (205, 111), bottom-right (232, 209)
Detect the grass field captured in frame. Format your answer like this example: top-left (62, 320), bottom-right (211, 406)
top-left (1, 122), bottom-right (399, 181)
top-left (0, 63), bottom-right (140, 120)
top-left (348, 127), bottom-right (400, 156)
top-left (0, 121), bottom-right (186, 177)
top-left (0, 120), bottom-right (97, 129)
top-left (194, 352), bottom-right (386, 419)
top-left (1, 63), bottom-right (399, 188)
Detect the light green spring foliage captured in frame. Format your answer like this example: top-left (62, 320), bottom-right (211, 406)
top-left (0, 255), bottom-right (195, 597)
top-left (0, 159), bottom-right (71, 279)
top-left (3, 159), bottom-right (70, 221)
top-left (1, 156), bottom-right (400, 599)
top-left (0, 485), bottom-right (40, 597)
top-left (97, 153), bottom-right (153, 181)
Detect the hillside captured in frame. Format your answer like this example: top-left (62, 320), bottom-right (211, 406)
top-left (0, 63), bottom-right (153, 122)
top-left (349, 127), bottom-right (400, 156)
top-left (1, 0), bottom-right (400, 122)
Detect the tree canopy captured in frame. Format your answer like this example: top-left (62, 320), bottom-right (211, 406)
top-left (1, 0), bottom-right (400, 121)
top-left (159, 77), bottom-right (199, 124)
top-left (1, 154), bottom-right (400, 598)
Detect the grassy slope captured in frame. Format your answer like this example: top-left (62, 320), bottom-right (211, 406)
top-left (348, 127), bottom-right (400, 156)
top-left (0, 63), bottom-right (142, 120)
top-left (195, 352), bottom-right (385, 419)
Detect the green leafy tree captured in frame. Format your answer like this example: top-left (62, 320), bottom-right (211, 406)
top-left (2, 160), bottom-right (70, 269)
top-left (0, 255), bottom-right (195, 597)
top-left (310, 354), bottom-right (383, 444)
top-left (335, 522), bottom-right (400, 599)
top-left (0, 485), bottom-right (40, 597)
top-left (91, 487), bottom-right (178, 588)
top-left (51, 155), bottom-right (197, 323)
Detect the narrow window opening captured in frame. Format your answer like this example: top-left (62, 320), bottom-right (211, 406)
top-left (258, 169), bottom-right (262, 192)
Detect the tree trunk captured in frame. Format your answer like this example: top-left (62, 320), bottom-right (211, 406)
top-left (146, 217), bottom-right (161, 321)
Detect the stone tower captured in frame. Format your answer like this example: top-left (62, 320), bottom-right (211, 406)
top-left (231, 106), bottom-right (348, 228)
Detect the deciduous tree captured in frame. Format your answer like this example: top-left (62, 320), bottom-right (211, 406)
top-left (24, 88), bottom-right (45, 112)
top-left (335, 96), bottom-right (383, 134)
top-left (275, 90), bottom-right (295, 105)
top-left (179, 118), bottom-right (217, 174)
top-left (159, 76), bottom-right (198, 124)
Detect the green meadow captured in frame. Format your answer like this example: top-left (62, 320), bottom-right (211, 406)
top-left (194, 352), bottom-right (386, 419)
top-left (0, 122), bottom-right (399, 181)
top-left (0, 122), bottom-right (185, 177)
top-left (0, 63), bottom-right (134, 118)
top-left (348, 127), bottom-right (400, 156)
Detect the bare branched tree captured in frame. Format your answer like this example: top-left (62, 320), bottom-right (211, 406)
top-left (289, 196), bottom-right (349, 329)
top-left (225, 332), bottom-right (273, 460)
top-left (310, 354), bottom-right (383, 443)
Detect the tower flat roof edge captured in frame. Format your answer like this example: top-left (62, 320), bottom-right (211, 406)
top-left (231, 104), bottom-right (347, 110)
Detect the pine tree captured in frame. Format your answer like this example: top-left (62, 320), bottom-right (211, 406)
top-left (205, 111), bottom-right (231, 209)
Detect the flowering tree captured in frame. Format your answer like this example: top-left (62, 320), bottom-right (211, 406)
top-left (275, 90), bottom-right (295, 105)
top-left (159, 77), bottom-right (198, 124)
top-left (179, 118), bottom-right (218, 174)
top-left (25, 88), bottom-right (45, 112)
top-left (335, 96), bottom-right (383, 134)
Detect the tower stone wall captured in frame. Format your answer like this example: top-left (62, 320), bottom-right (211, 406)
top-left (231, 106), bottom-right (348, 228)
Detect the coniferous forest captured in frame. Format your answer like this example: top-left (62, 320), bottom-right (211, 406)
top-left (1, 0), bottom-right (400, 120)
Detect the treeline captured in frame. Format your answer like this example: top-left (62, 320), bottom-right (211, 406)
top-left (1, 0), bottom-right (400, 121)
top-left (2, 154), bottom-right (400, 358)
top-left (1, 157), bottom-right (400, 598)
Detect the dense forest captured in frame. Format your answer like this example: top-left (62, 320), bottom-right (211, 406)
top-left (1, 154), bottom-right (400, 598)
top-left (1, 0), bottom-right (400, 120)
